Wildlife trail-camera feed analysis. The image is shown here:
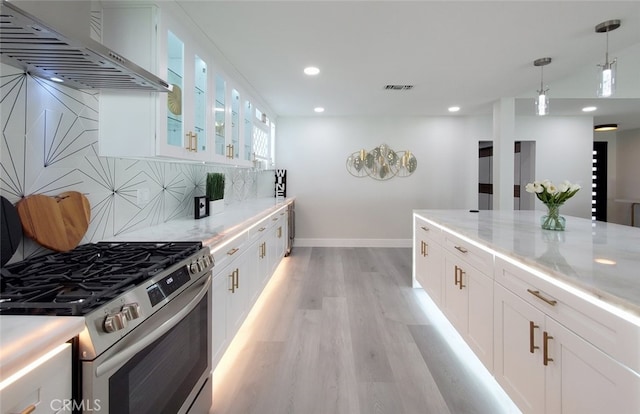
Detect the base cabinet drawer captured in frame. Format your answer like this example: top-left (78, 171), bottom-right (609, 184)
top-left (1, 343), bottom-right (72, 414)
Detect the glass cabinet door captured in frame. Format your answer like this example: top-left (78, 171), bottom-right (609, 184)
top-left (215, 75), bottom-right (226, 157)
top-left (194, 55), bottom-right (207, 152)
top-left (244, 100), bottom-right (253, 162)
top-left (167, 31), bottom-right (184, 148)
top-left (231, 89), bottom-right (240, 159)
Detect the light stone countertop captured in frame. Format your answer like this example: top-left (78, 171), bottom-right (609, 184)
top-left (414, 209), bottom-right (640, 318)
top-left (107, 197), bottom-right (294, 250)
top-left (0, 316), bottom-right (84, 381)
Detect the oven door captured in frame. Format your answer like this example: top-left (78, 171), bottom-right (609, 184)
top-left (83, 274), bottom-right (212, 414)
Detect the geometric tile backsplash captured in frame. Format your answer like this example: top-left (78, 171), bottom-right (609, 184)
top-left (0, 65), bottom-right (271, 262)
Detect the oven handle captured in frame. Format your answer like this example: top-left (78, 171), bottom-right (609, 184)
top-left (96, 274), bottom-right (211, 377)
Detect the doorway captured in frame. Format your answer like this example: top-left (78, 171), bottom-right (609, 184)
top-left (478, 141), bottom-right (536, 210)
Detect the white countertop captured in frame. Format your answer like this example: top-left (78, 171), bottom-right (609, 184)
top-left (0, 316), bottom-right (85, 381)
top-left (414, 209), bottom-right (640, 317)
top-left (108, 197), bottom-right (294, 249)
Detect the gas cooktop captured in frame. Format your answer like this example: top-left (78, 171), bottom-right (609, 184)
top-left (0, 241), bottom-right (205, 316)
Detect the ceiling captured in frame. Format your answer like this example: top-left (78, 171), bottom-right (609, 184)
top-left (175, 1), bottom-right (640, 131)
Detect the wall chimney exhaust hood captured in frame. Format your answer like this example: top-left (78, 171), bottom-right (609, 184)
top-left (0, 0), bottom-right (170, 92)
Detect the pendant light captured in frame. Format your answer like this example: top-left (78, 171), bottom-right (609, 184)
top-left (534, 57), bottom-right (551, 116)
top-left (595, 19), bottom-right (621, 98)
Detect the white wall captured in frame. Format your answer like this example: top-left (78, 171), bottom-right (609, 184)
top-left (614, 128), bottom-right (640, 226)
top-left (277, 115), bottom-right (593, 246)
top-left (515, 116), bottom-right (594, 218)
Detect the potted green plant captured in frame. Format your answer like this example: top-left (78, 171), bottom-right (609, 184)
top-left (206, 172), bottom-right (225, 214)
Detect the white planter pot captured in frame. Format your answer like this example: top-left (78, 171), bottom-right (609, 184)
top-left (209, 199), bottom-right (225, 215)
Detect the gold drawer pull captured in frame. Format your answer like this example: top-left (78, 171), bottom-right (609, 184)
top-left (272, 217), bottom-right (278, 221)
top-left (227, 247), bottom-right (239, 256)
top-left (454, 245), bottom-right (468, 254)
top-left (258, 227), bottom-right (266, 232)
top-left (527, 289), bottom-right (557, 306)
top-left (543, 331), bottom-right (554, 366)
top-left (420, 226), bottom-right (430, 232)
top-left (529, 321), bottom-right (540, 353)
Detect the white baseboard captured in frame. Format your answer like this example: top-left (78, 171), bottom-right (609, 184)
top-left (294, 238), bottom-right (412, 248)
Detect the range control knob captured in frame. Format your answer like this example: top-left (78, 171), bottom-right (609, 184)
top-left (122, 303), bottom-right (141, 321)
top-left (189, 261), bottom-right (199, 274)
top-left (104, 312), bottom-right (128, 333)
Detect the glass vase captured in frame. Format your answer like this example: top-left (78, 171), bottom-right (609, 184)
top-left (541, 204), bottom-right (566, 231)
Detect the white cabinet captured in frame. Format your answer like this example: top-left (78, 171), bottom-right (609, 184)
top-left (442, 249), bottom-right (494, 372)
top-left (494, 256), bottom-right (640, 414)
top-left (412, 216), bottom-right (493, 371)
top-left (211, 204), bottom-right (292, 369)
top-left (413, 218), bottom-right (443, 304)
top-left (99, 3), bottom-right (213, 162)
top-left (1, 343), bottom-right (72, 414)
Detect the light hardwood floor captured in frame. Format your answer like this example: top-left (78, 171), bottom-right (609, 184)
top-left (211, 247), bottom-right (520, 414)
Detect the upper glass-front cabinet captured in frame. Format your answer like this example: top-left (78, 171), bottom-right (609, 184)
top-left (231, 89), bottom-right (240, 160)
top-left (194, 55), bottom-right (207, 153)
top-left (157, 22), bottom-right (213, 161)
top-left (166, 31), bottom-right (183, 148)
top-left (98, 3), bottom-right (271, 165)
top-left (214, 75), bottom-right (226, 158)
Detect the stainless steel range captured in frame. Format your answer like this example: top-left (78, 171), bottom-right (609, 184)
top-left (0, 241), bottom-right (214, 414)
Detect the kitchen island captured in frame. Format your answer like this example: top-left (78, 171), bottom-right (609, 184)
top-left (413, 209), bottom-right (640, 414)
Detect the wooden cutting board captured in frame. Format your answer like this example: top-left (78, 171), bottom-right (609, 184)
top-left (16, 191), bottom-right (91, 252)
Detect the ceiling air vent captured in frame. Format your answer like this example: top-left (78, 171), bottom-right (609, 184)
top-left (384, 85), bottom-right (414, 90)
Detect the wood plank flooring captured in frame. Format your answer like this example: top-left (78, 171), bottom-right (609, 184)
top-left (211, 247), bottom-right (520, 414)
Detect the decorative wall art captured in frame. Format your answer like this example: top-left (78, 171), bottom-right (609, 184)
top-left (346, 144), bottom-right (417, 180)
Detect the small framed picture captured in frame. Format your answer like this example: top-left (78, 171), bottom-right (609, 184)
top-left (194, 196), bottom-right (209, 219)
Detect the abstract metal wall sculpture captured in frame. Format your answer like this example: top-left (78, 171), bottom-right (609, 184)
top-left (346, 144), bottom-right (417, 180)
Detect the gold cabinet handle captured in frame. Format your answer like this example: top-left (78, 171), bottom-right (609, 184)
top-left (454, 245), bottom-right (468, 254)
top-left (420, 226), bottom-right (430, 232)
top-left (529, 321), bottom-right (540, 353)
top-left (234, 268), bottom-right (239, 289)
top-left (421, 240), bottom-right (428, 257)
top-left (185, 131), bottom-right (197, 152)
top-left (454, 265), bottom-right (465, 288)
top-left (227, 247), bottom-right (239, 256)
top-left (527, 289), bottom-right (557, 306)
top-left (228, 273), bottom-right (235, 293)
top-left (277, 226), bottom-right (282, 238)
top-left (543, 331), bottom-right (554, 366)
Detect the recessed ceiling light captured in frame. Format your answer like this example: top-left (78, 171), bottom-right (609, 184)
top-left (448, 106), bottom-right (460, 112)
top-left (582, 106), bottom-right (597, 112)
top-left (314, 107), bottom-right (325, 113)
top-left (594, 123), bottom-right (618, 132)
top-left (50, 77), bottom-right (64, 83)
top-left (304, 66), bottom-right (320, 76)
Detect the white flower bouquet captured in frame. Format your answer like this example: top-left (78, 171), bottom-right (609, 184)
top-left (525, 179), bottom-right (581, 230)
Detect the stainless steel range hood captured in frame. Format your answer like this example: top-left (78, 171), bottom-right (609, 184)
top-left (0, 0), bottom-right (170, 92)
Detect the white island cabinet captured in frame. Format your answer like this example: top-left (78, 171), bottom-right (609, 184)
top-left (412, 209), bottom-right (640, 414)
